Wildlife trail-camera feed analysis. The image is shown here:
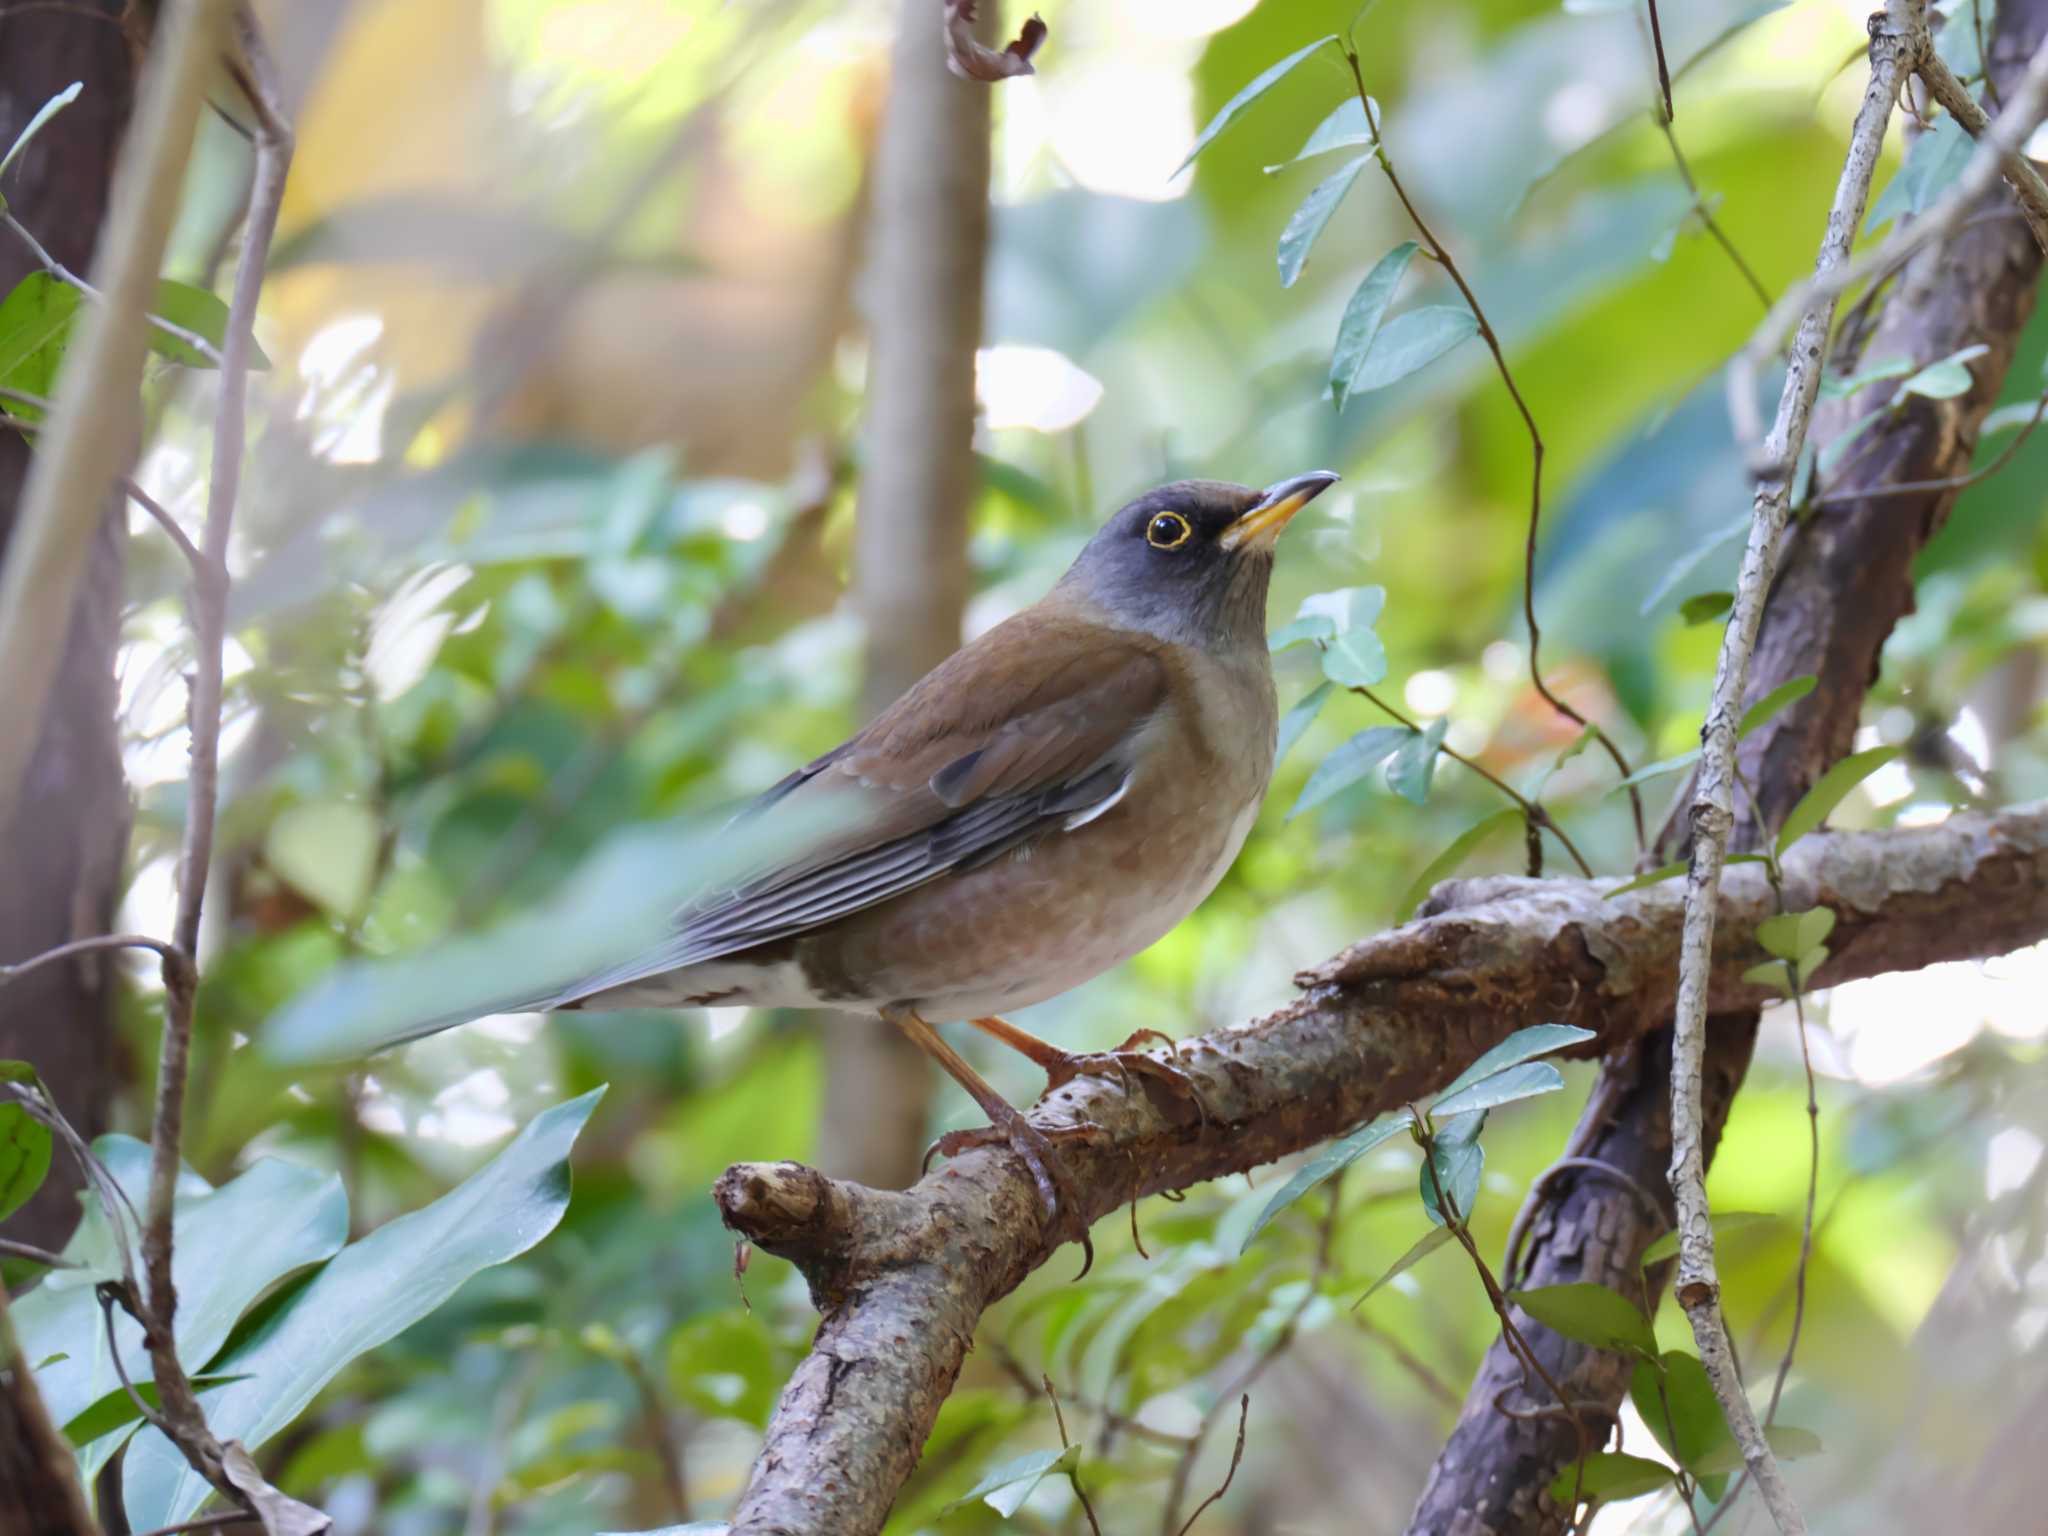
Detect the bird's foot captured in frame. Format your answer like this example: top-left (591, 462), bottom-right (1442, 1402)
top-left (923, 1106), bottom-right (1101, 1275)
top-left (1040, 1029), bottom-right (1210, 1127)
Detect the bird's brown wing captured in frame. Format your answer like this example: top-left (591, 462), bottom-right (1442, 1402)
top-left (548, 618), bottom-right (1169, 1003)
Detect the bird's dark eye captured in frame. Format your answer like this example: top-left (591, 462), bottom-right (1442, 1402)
top-left (1145, 511), bottom-right (1192, 550)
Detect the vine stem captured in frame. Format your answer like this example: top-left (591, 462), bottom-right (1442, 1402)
top-left (1668, 8), bottom-right (1928, 1534)
top-left (1339, 42), bottom-right (1646, 850)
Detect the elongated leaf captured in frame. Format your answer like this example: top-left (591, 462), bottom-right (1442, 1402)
top-left (1176, 35), bottom-right (1339, 175)
top-left (61, 1372), bottom-right (249, 1448)
top-left (0, 1063), bottom-right (50, 1222)
top-left (1866, 113), bottom-right (1971, 233)
top-left (1436, 1025), bottom-right (1595, 1105)
top-left (1640, 1210), bottom-right (1781, 1266)
top-left (1679, 591), bottom-right (1731, 626)
top-left (1609, 749), bottom-right (1700, 792)
top-left (1278, 154), bottom-right (1370, 288)
top-left (0, 273), bottom-right (81, 418)
top-left (1818, 355), bottom-right (1914, 401)
top-left (147, 280), bottom-right (272, 371)
top-left (16, 1142), bottom-right (348, 1435)
top-left (1900, 342), bottom-right (1988, 401)
top-left (1288, 726), bottom-right (1406, 818)
top-left (1508, 1282), bottom-right (1657, 1358)
top-left (1691, 1424), bottom-right (1823, 1475)
top-left (1268, 96), bottom-right (1376, 171)
top-left (940, 1445), bottom-right (1079, 1517)
top-left (1547, 1451), bottom-right (1676, 1505)
top-left (1298, 584), bottom-right (1385, 635)
top-left (1330, 242), bottom-right (1419, 407)
top-left (1739, 675), bottom-right (1816, 738)
top-left (1431, 1060), bottom-right (1564, 1119)
top-left (1420, 1109), bottom-right (1484, 1227)
top-left (1242, 1112), bottom-right (1405, 1251)
top-left (1604, 859), bottom-right (1687, 898)
top-left (1276, 682), bottom-right (1333, 764)
top-left (1639, 515), bottom-right (1747, 617)
top-left (0, 82), bottom-right (82, 189)
top-left (121, 1090), bottom-right (604, 1529)
top-left (1386, 718), bottom-right (1448, 805)
top-left (1757, 907), bottom-right (1835, 962)
top-left (1399, 808), bottom-right (1523, 917)
top-left (1354, 1225), bottom-right (1453, 1306)
top-left (1319, 627), bottom-right (1389, 688)
top-left (1341, 305), bottom-right (1479, 399)
top-left (1630, 1351), bottom-right (1726, 1474)
top-left (1775, 745), bottom-right (1902, 852)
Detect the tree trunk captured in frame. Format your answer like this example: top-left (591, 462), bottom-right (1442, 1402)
top-left (818, 0), bottom-right (990, 1190)
top-left (0, 1281), bottom-right (103, 1535)
top-left (0, 0), bottom-right (137, 1253)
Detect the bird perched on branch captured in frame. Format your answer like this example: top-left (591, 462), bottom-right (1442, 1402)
top-left (544, 471), bottom-right (1338, 1213)
top-left (294, 473), bottom-right (1336, 1224)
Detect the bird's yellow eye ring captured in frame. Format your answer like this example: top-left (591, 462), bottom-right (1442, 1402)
top-left (1145, 511), bottom-right (1192, 550)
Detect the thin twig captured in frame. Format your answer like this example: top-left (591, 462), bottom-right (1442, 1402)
top-left (98, 1284), bottom-right (173, 1435)
top-left (1040, 1376), bottom-right (1104, 1536)
top-left (1645, 0), bottom-right (1673, 122)
top-left (0, 932), bottom-right (191, 988)
top-left (1173, 1395), bottom-right (1249, 1536)
top-left (1354, 685), bottom-right (1595, 878)
top-left (1340, 43), bottom-right (1646, 847)
top-left (1670, 10), bottom-right (1928, 1535)
top-left (142, 12), bottom-right (293, 1504)
top-left (1810, 388), bottom-right (2048, 505)
top-left (1917, 45), bottom-right (2048, 252)
top-left (1500, 1154), bottom-right (1664, 1289)
top-left (1658, 119), bottom-right (1772, 312)
top-left (0, 1237), bottom-right (78, 1268)
top-left (1, 210), bottom-right (226, 367)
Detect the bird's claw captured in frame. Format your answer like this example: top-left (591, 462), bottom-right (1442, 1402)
top-left (921, 1109), bottom-right (1101, 1276)
top-left (1041, 1030), bottom-right (1211, 1127)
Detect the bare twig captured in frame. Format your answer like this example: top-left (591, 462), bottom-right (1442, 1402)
top-left (1339, 44), bottom-right (1646, 846)
top-left (0, 1237), bottom-right (77, 1268)
top-left (1, 209), bottom-right (226, 366)
top-left (140, 11), bottom-right (293, 1505)
top-left (1173, 1395), bottom-right (1248, 1536)
top-left (0, 932), bottom-right (190, 988)
top-left (1039, 1377), bottom-right (1104, 1536)
top-left (1670, 11), bottom-right (1926, 1534)
top-left (1917, 44), bottom-right (2048, 251)
top-left (0, 0), bottom-right (234, 826)
top-left (1645, 0), bottom-right (1673, 122)
top-left (98, 1284), bottom-right (173, 1435)
top-left (1658, 118), bottom-right (1772, 312)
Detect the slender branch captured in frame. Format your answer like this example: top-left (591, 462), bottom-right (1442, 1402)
top-left (1645, 0), bottom-right (1673, 121)
top-left (0, 932), bottom-right (190, 989)
top-left (0, 0), bottom-right (233, 827)
top-left (0, 1238), bottom-right (78, 1268)
top-left (1658, 119), bottom-right (1772, 311)
top-left (1338, 44), bottom-right (1647, 848)
top-left (1354, 685), bottom-right (1594, 878)
top-left (1810, 387), bottom-right (2048, 506)
top-left (1, 208), bottom-right (227, 367)
top-left (718, 804), bottom-right (2048, 1536)
top-left (1917, 45), bottom-right (2048, 251)
top-left (142, 14), bottom-right (293, 1505)
top-left (1729, 19), bottom-right (2048, 461)
top-left (1669, 9), bottom-right (1927, 1533)
top-left (1172, 1396), bottom-right (1248, 1536)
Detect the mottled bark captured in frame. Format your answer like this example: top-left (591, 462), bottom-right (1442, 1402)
top-left (0, 0), bottom-right (136, 1252)
top-left (719, 803), bottom-right (2048, 1535)
top-left (819, 0), bottom-right (990, 1190)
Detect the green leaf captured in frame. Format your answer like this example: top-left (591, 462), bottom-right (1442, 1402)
top-left (1741, 959), bottom-right (1794, 995)
top-left (1640, 1210), bottom-right (1781, 1266)
top-left (1297, 584), bottom-right (1385, 634)
top-left (0, 273), bottom-right (81, 418)
top-left (1176, 35), bottom-right (1339, 176)
top-left (1757, 907), bottom-right (1835, 962)
top-left (1319, 626), bottom-right (1389, 688)
top-left (1980, 397), bottom-right (2044, 436)
top-left (146, 279), bottom-right (272, 370)
top-left (61, 1372), bottom-right (248, 1447)
top-left (1340, 305), bottom-right (1479, 399)
top-left (1435, 1025), bottom-right (1595, 1105)
top-left (0, 1061), bottom-right (51, 1223)
top-left (0, 82), bottom-right (82, 191)
top-left (1431, 1060), bottom-right (1564, 1119)
top-left (1507, 1282), bottom-right (1658, 1358)
top-left (1866, 113), bottom-right (1972, 233)
top-left (1354, 1225), bottom-right (1454, 1306)
top-left (1330, 242), bottom-right (1419, 408)
top-left (1242, 1112), bottom-right (1405, 1251)
top-left (1630, 1351), bottom-right (1727, 1474)
top-left (1547, 1451), bottom-right (1676, 1505)
top-left (121, 1090), bottom-right (605, 1531)
top-left (1268, 96), bottom-right (1376, 172)
top-left (1639, 515), bottom-right (1747, 617)
top-left (940, 1445), bottom-right (1080, 1518)
top-left (1739, 675), bottom-right (1816, 738)
top-left (13, 1140), bottom-right (348, 1436)
top-left (1385, 718), bottom-right (1448, 805)
top-left (1679, 591), bottom-right (1732, 626)
top-left (1818, 355), bottom-right (1915, 401)
top-left (1899, 343), bottom-right (1988, 401)
top-left (1399, 808), bottom-right (1523, 917)
top-left (1609, 750), bottom-right (1699, 793)
top-left (1420, 1109), bottom-right (1484, 1227)
top-left (1775, 745), bottom-right (1902, 852)
top-left (1690, 1425), bottom-right (1823, 1476)
top-left (1276, 682), bottom-right (1333, 764)
top-left (1288, 725), bottom-right (1406, 818)
top-left (1269, 614), bottom-right (1337, 651)
top-left (1604, 859), bottom-right (1687, 897)
top-left (1278, 154), bottom-right (1371, 288)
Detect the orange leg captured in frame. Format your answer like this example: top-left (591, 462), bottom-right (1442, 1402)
top-left (966, 1015), bottom-right (1207, 1124)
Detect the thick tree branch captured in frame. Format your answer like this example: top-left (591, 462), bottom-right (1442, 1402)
top-left (719, 802), bottom-right (2048, 1535)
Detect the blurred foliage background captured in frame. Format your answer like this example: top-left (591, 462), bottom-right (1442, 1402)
top-left (6, 0), bottom-right (2048, 1531)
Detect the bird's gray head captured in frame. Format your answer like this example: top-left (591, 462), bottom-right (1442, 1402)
top-left (1054, 472), bottom-right (1339, 652)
